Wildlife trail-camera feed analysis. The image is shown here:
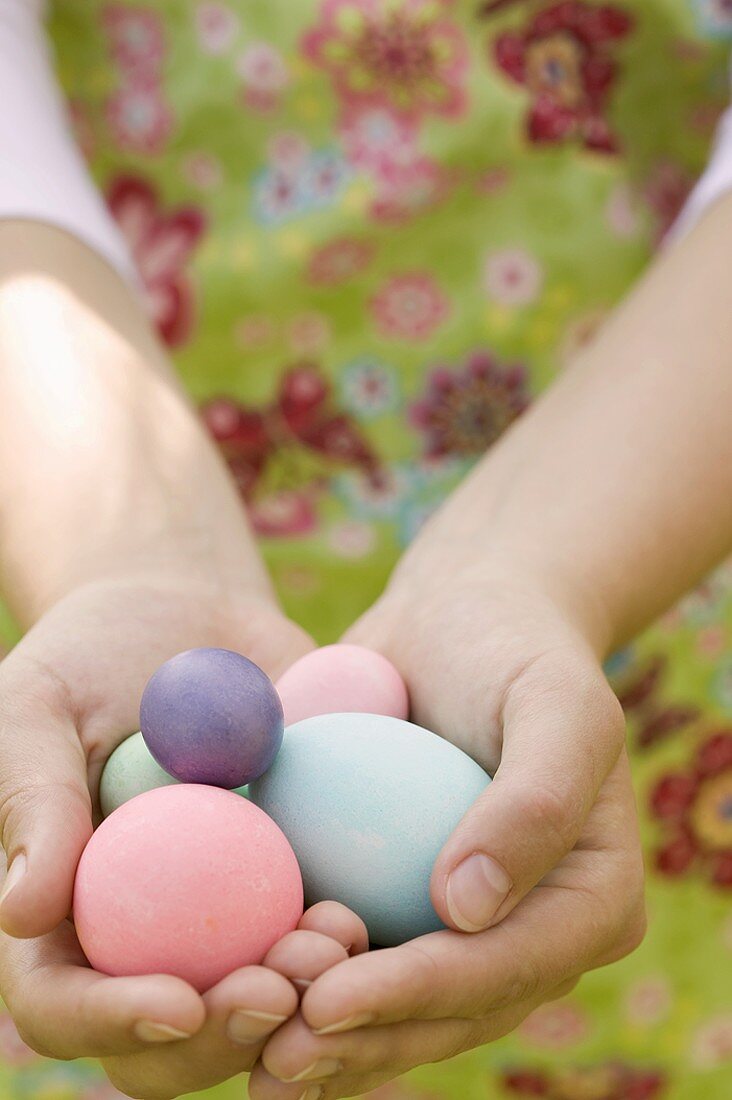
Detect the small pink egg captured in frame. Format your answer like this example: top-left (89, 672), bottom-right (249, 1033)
top-left (276, 644), bottom-right (409, 726)
top-left (74, 785), bottom-right (303, 992)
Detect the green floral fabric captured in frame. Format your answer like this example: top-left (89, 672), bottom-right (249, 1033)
top-left (1, 1), bottom-right (731, 1097)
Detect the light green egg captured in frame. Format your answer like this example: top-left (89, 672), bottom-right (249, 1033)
top-left (100, 732), bottom-right (248, 817)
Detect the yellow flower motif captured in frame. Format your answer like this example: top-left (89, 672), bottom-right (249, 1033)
top-left (690, 772), bottom-right (732, 851)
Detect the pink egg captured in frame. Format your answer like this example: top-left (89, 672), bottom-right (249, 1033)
top-left (74, 785), bottom-right (303, 992)
top-left (276, 644), bottom-right (409, 726)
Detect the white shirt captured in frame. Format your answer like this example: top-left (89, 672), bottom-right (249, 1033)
top-left (0, 0), bottom-right (730, 284)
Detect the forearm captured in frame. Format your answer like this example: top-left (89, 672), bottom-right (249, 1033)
top-left (0, 222), bottom-right (272, 626)
top-left (392, 191), bottom-right (732, 656)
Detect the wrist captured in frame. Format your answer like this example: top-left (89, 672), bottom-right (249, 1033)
top-left (378, 535), bottom-right (614, 661)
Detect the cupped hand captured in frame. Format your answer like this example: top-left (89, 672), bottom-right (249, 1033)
top-left (252, 564), bottom-right (646, 1099)
top-left (0, 575), bottom-right (368, 1097)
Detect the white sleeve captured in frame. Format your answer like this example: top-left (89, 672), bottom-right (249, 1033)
top-left (0, 0), bottom-right (137, 283)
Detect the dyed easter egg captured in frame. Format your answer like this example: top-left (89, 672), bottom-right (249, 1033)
top-left (140, 647), bottom-right (283, 788)
top-left (99, 732), bottom-right (249, 818)
top-left (74, 785), bottom-right (303, 992)
top-left (250, 713), bottom-right (490, 946)
top-left (275, 644), bottom-right (409, 726)
top-left (100, 732), bottom-right (179, 817)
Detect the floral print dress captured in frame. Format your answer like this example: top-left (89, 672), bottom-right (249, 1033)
top-left (2, 1), bottom-right (732, 1098)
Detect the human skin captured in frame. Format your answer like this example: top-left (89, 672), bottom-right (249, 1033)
top-left (0, 223), bottom-right (369, 1098)
top-left (249, 193), bottom-right (732, 1100)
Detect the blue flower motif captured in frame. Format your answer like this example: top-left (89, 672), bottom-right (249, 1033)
top-left (252, 166), bottom-right (304, 225)
top-left (692, 0), bottom-right (732, 38)
top-left (252, 148), bottom-right (352, 224)
top-left (340, 357), bottom-right (400, 420)
top-left (300, 149), bottom-right (352, 209)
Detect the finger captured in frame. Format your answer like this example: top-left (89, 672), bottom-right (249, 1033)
top-left (432, 650), bottom-right (625, 932)
top-left (302, 763), bottom-right (641, 1031)
top-left (251, 985), bottom-right (579, 1100)
top-left (0, 661), bottom-right (93, 938)
top-left (254, 992), bottom-right (558, 1100)
top-left (0, 920), bottom-right (205, 1059)
top-left (297, 902), bottom-right (369, 956)
top-left (103, 964), bottom-right (299, 1099)
top-left (264, 931), bottom-right (350, 993)
top-left (261, 1012), bottom-right (489, 1086)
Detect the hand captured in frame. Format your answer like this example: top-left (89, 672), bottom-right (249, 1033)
top-left (251, 562), bottom-right (646, 1099)
top-left (0, 574), bottom-right (368, 1098)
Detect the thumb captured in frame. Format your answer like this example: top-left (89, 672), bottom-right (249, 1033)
top-left (0, 672), bottom-right (92, 938)
top-left (431, 655), bottom-right (625, 933)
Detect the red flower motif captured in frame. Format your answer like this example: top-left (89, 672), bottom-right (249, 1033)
top-left (107, 176), bottom-right (206, 347)
top-left (411, 350), bottom-right (529, 458)
top-left (201, 365), bottom-right (380, 536)
top-left (650, 732), bottom-right (732, 888)
top-left (614, 654), bottom-right (701, 750)
top-left (502, 1062), bottom-right (666, 1100)
top-left (307, 237), bottom-right (376, 285)
top-left (485, 1), bottom-right (634, 154)
top-left (371, 272), bottom-right (450, 341)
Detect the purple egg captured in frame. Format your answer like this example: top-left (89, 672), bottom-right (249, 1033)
top-left (140, 648), bottom-right (284, 788)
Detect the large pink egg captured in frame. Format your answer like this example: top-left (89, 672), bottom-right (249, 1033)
top-left (74, 785), bottom-right (303, 992)
top-left (276, 644), bottom-right (409, 726)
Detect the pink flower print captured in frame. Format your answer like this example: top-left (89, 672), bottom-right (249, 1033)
top-left (302, 0), bottom-right (470, 123)
top-left (102, 5), bottom-right (165, 73)
top-left (0, 1012), bottom-right (40, 1066)
top-left (288, 312), bottom-right (332, 355)
top-left (477, 166), bottom-right (512, 194)
top-left (328, 520), bottom-right (377, 557)
top-left (691, 1016), bottom-right (732, 1069)
top-left (182, 151), bottom-right (223, 190)
top-left (107, 175), bottom-right (206, 347)
top-left (308, 237), bottom-right (376, 285)
top-left (411, 350), bottom-right (529, 458)
top-left (625, 978), bottom-right (673, 1026)
top-left (234, 314), bottom-right (276, 349)
top-left (249, 490), bottom-right (318, 537)
top-left (483, 247), bottom-right (544, 306)
top-left (518, 1001), bottom-right (589, 1050)
top-left (370, 156), bottom-right (453, 223)
top-left (106, 80), bottom-right (174, 155)
top-left (195, 2), bottom-right (240, 55)
top-left (237, 42), bottom-right (290, 113)
top-left (267, 132), bottom-right (311, 172)
top-left (371, 272), bottom-right (450, 341)
top-left (340, 105), bottom-right (418, 174)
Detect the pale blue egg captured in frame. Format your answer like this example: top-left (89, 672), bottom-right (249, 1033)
top-left (249, 713), bottom-right (490, 946)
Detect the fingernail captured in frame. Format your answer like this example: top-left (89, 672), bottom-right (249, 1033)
top-left (292, 977), bottom-right (312, 993)
top-left (0, 854), bottom-right (26, 907)
top-left (312, 1011), bottom-right (374, 1035)
top-left (284, 1058), bottom-right (342, 1082)
top-left (227, 1009), bottom-right (288, 1046)
top-left (297, 1088), bottom-right (324, 1100)
top-left (134, 1020), bottom-right (192, 1043)
top-left (445, 852), bottom-right (512, 932)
